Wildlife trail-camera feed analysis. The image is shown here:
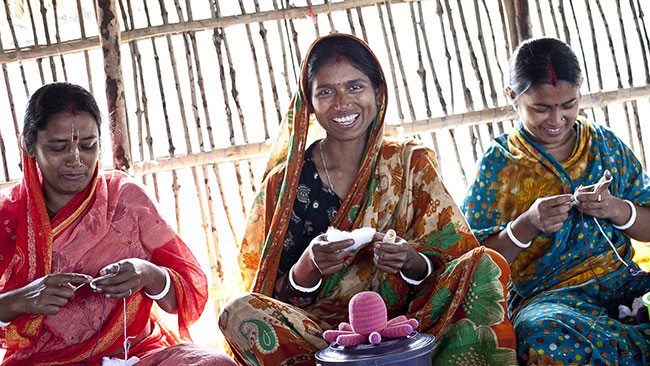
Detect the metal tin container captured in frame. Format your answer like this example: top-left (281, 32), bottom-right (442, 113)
top-left (315, 332), bottom-right (436, 366)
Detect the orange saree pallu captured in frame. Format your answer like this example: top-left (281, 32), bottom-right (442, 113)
top-left (0, 155), bottom-right (208, 365)
top-left (219, 33), bottom-right (518, 366)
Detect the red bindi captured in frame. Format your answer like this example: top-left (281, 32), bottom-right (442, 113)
top-left (72, 135), bottom-right (78, 141)
top-left (554, 104), bottom-right (558, 107)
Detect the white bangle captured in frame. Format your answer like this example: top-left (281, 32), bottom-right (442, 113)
top-left (506, 221), bottom-right (532, 249)
top-left (289, 265), bottom-right (322, 293)
top-left (613, 199), bottom-right (637, 231)
top-left (400, 252), bottom-right (432, 286)
top-left (0, 319), bottom-right (10, 328)
top-left (145, 268), bottom-right (171, 300)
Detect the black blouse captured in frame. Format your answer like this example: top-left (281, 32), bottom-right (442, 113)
top-left (273, 141), bottom-right (342, 307)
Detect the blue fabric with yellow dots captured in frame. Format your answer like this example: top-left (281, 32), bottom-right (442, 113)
top-left (461, 117), bottom-right (650, 365)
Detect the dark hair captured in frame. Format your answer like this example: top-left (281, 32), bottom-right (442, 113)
top-left (23, 82), bottom-right (101, 152)
top-left (304, 36), bottom-right (383, 102)
top-left (509, 37), bottom-right (583, 98)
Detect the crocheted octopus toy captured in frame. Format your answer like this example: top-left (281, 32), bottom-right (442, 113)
top-left (323, 291), bottom-right (419, 346)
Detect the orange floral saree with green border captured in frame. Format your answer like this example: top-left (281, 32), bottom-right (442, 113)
top-left (219, 33), bottom-right (517, 366)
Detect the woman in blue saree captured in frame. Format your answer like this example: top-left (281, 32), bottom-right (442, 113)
top-left (462, 37), bottom-right (650, 365)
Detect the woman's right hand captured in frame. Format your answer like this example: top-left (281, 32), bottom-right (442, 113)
top-left (302, 234), bottom-right (354, 276)
top-left (292, 234), bottom-right (354, 288)
top-left (0, 273), bottom-right (92, 322)
top-left (524, 194), bottom-right (573, 234)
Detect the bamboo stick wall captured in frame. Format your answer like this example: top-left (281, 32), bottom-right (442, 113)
top-left (1, 0), bottom-right (650, 345)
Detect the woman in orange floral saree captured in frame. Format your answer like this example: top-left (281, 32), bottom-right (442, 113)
top-left (0, 83), bottom-right (235, 365)
top-left (218, 33), bottom-right (517, 366)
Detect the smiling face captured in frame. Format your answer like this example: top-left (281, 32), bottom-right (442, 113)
top-left (513, 81), bottom-right (581, 150)
top-left (30, 111), bottom-right (100, 211)
top-left (310, 59), bottom-right (381, 144)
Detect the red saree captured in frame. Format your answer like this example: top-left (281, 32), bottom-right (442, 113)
top-left (0, 154), bottom-right (208, 365)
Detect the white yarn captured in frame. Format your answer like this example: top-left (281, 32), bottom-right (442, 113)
top-left (325, 227), bottom-right (376, 252)
top-left (101, 356), bottom-right (140, 365)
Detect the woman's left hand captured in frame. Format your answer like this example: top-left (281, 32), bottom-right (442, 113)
top-left (574, 170), bottom-right (615, 219)
top-left (373, 232), bottom-right (423, 277)
top-left (91, 258), bottom-right (160, 299)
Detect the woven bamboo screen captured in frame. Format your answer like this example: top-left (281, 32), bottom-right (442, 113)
top-left (1, 0), bottom-right (650, 344)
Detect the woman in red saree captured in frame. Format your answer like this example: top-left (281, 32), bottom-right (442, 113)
top-left (0, 83), bottom-right (235, 365)
top-left (219, 33), bottom-right (517, 365)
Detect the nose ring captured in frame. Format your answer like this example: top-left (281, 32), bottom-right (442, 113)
top-left (562, 117), bottom-right (567, 121)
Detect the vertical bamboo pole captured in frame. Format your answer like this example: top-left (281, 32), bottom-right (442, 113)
top-left (142, 0), bottom-right (181, 230)
top-left (0, 4), bottom-right (22, 151)
top-left (533, 0), bottom-right (546, 35)
top-left (3, 0), bottom-right (30, 97)
top-left (480, 0), bottom-right (508, 132)
top-left (346, 8), bottom-right (357, 36)
top-left (454, 0), bottom-right (494, 139)
top-left (615, 0), bottom-right (646, 168)
top-left (26, 0), bottom-right (45, 83)
top-left (567, 0), bottom-right (598, 123)
top-left (0, 40), bottom-right (12, 180)
top-left (305, 0), bottom-right (320, 37)
top-left (39, 0), bottom-right (59, 81)
top-left (252, 0), bottom-right (283, 125)
top-left (271, 0), bottom-right (294, 100)
top-left (184, 0), bottom-right (241, 249)
top-left (583, 0), bottom-right (611, 127)
top-left (383, 1), bottom-right (416, 121)
top-left (236, 0), bottom-right (271, 140)
top-left (124, 0), bottom-right (161, 201)
top-left (51, 0), bottom-right (68, 81)
top-left (212, 0), bottom-right (258, 215)
top-left (503, 0), bottom-right (519, 51)
top-left (497, 0), bottom-right (513, 58)
top-left (548, 0), bottom-right (561, 39)
top-left (442, 0), bottom-right (483, 160)
top-left (76, 0), bottom-right (94, 94)
top-left (513, 0), bottom-right (531, 42)
top-left (376, 3), bottom-right (406, 121)
top-left (172, 0), bottom-right (225, 288)
top-left (355, 6), bottom-right (369, 43)
top-left (96, 0), bottom-right (131, 171)
top-left (409, 2), bottom-right (442, 166)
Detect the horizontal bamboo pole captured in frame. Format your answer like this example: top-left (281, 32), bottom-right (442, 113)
top-left (127, 84), bottom-right (650, 176)
top-left (0, 84), bottom-right (644, 186)
top-left (0, 0), bottom-right (418, 64)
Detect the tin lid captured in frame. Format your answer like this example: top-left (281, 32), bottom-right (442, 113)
top-left (315, 332), bottom-right (436, 365)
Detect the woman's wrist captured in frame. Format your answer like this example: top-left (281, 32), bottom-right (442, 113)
top-left (400, 252), bottom-right (432, 285)
top-left (291, 257), bottom-right (322, 291)
top-left (506, 220), bottom-right (533, 249)
top-left (144, 266), bottom-right (171, 300)
top-left (612, 199), bottom-right (636, 230)
top-left (0, 291), bottom-right (19, 326)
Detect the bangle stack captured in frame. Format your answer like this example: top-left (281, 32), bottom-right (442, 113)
top-left (506, 221), bottom-right (532, 249)
top-left (145, 268), bottom-right (171, 300)
top-left (613, 199), bottom-right (637, 230)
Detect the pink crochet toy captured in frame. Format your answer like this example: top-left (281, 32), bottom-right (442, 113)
top-left (323, 291), bottom-right (419, 346)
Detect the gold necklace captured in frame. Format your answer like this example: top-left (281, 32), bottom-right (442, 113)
top-left (319, 140), bottom-right (335, 194)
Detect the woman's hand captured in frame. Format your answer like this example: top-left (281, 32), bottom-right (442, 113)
top-left (91, 259), bottom-right (166, 300)
top-left (574, 170), bottom-right (619, 220)
top-left (523, 194), bottom-right (573, 235)
top-left (0, 273), bottom-right (92, 322)
top-left (292, 234), bottom-right (354, 289)
top-left (373, 232), bottom-right (427, 280)
top-left (302, 234), bottom-right (354, 276)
